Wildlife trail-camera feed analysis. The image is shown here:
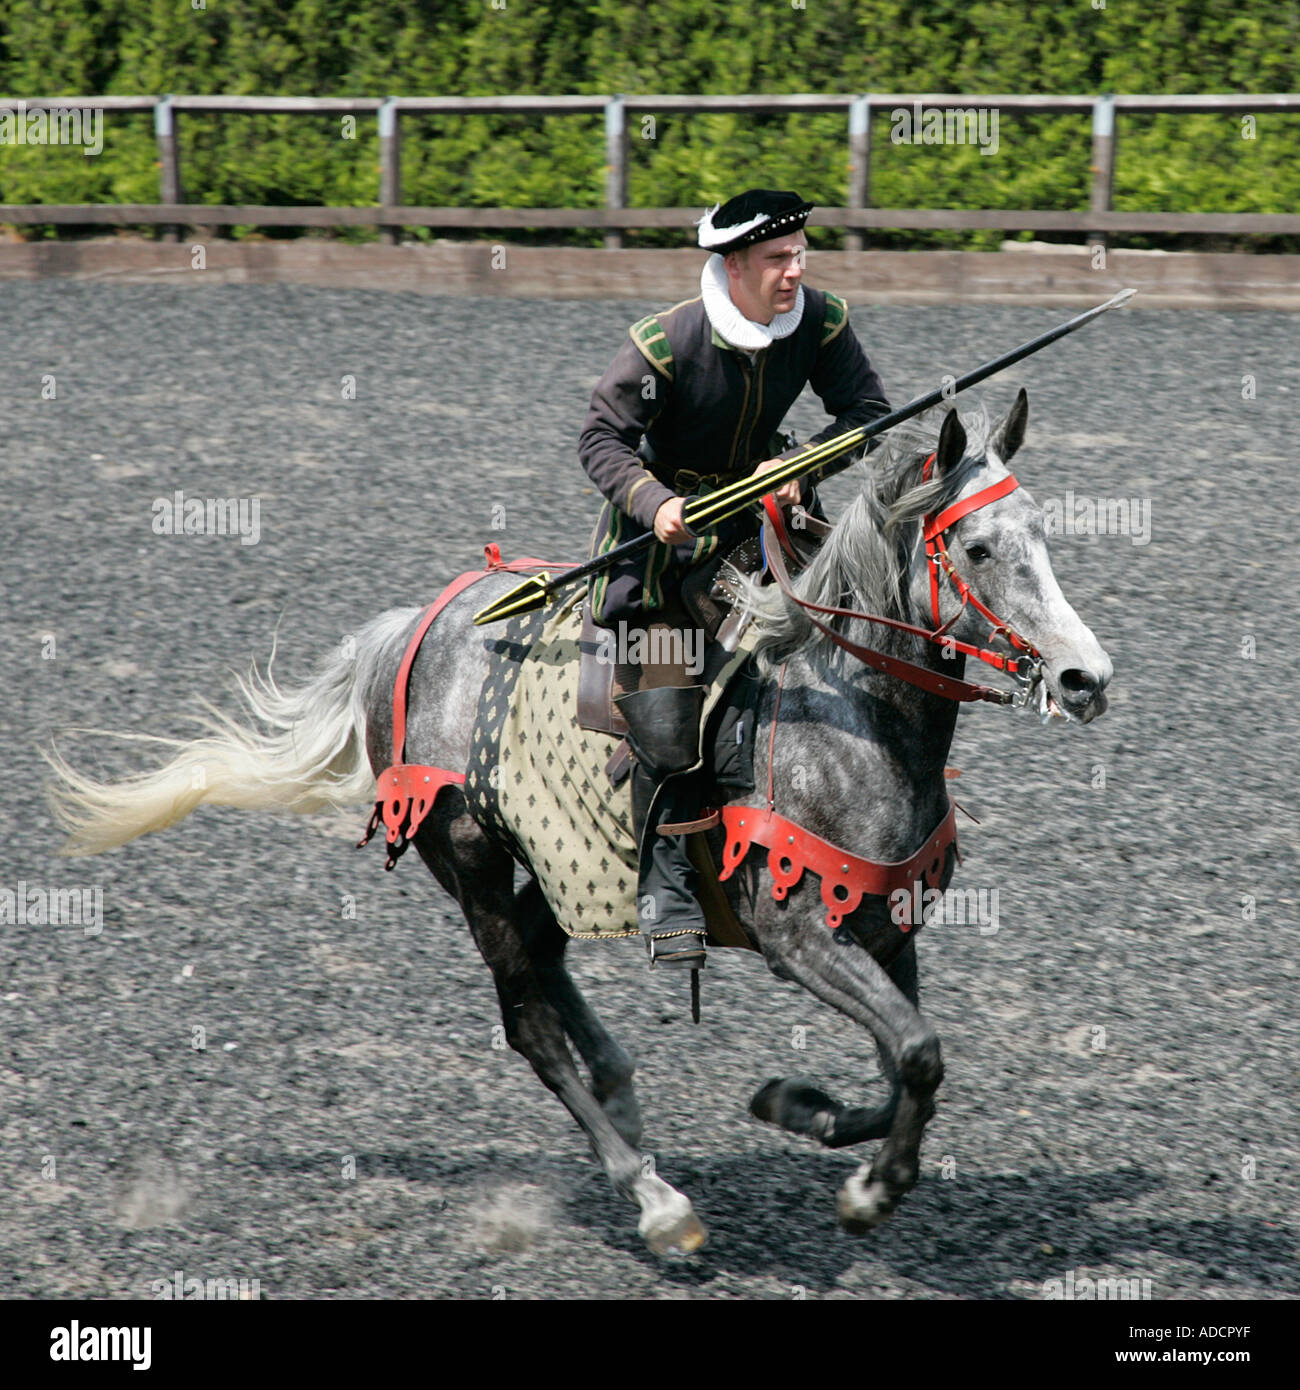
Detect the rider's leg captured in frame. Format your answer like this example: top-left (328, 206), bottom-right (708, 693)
top-left (612, 615), bottom-right (708, 968)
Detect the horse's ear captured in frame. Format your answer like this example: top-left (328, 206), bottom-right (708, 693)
top-left (992, 387), bottom-right (1029, 463)
top-left (935, 407), bottom-right (967, 475)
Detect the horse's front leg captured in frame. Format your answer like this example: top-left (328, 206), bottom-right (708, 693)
top-left (755, 920), bottom-right (943, 1232)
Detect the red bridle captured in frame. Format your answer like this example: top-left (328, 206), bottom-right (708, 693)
top-left (760, 453), bottom-right (1043, 705)
top-left (920, 453), bottom-right (1041, 665)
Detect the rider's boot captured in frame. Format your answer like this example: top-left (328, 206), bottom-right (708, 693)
top-left (613, 684), bottom-right (709, 969)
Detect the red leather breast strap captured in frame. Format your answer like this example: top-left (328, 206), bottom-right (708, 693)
top-left (705, 652), bottom-right (959, 933)
top-left (717, 802), bottom-right (958, 931)
top-left (720, 513), bottom-right (962, 932)
top-left (359, 543), bottom-right (575, 868)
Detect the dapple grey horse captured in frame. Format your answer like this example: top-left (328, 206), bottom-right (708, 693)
top-left (48, 391), bottom-right (1112, 1255)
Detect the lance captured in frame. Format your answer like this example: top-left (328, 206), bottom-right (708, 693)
top-left (473, 287), bottom-right (1136, 627)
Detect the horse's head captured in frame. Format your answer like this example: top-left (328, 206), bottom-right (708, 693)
top-left (910, 390), bottom-right (1112, 723)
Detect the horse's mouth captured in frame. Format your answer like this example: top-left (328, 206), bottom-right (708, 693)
top-left (1029, 674), bottom-right (1109, 725)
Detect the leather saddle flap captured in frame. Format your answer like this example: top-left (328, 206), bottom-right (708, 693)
top-left (577, 541), bottom-right (753, 739)
top-left (577, 598), bottom-right (627, 737)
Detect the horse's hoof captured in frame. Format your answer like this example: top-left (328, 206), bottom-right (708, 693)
top-left (836, 1174), bottom-right (897, 1234)
top-left (641, 1204), bottom-right (708, 1256)
top-left (749, 1077), bottom-right (787, 1122)
top-left (749, 1077), bottom-right (840, 1138)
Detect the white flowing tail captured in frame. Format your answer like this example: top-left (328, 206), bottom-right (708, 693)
top-left (45, 608), bottom-right (420, 857)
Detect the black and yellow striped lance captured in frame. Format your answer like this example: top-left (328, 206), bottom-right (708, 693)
top-left (472, 288), bottom-right (1136, 627)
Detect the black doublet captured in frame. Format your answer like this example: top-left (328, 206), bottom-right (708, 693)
top-left (578, 286), bottom-right (890, 627)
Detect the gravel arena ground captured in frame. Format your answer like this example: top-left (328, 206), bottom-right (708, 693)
top-left (1, 280), bottom-right (1296, 1301)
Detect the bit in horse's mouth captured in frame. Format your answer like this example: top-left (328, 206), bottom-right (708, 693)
top-left (1031, 676), bottom-right (1074, 724)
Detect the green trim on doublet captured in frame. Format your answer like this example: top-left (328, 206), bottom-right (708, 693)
top-left (642, 528), bottom-right (672, 612)
top-left (590, 501), bottom-right (621, 623)
top-left (630, 315), bottom-right (674, 380)
top-left (821, 290), bottom-right (849, 345)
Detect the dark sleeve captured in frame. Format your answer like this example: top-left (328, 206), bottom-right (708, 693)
top-left (577, 335), bottom-right (677, 532)
top-left (781, 315), bottom-right (891, 468)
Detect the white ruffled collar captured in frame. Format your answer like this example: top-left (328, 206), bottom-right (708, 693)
top-left (700, 253), bottom-right (804, 353)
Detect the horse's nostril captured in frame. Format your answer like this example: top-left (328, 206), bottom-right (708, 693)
top-left (1060, 668), bottom-right (1099, 700)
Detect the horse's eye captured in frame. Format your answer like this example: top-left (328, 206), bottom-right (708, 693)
top-left (964, 542), bottom-right (991, 563)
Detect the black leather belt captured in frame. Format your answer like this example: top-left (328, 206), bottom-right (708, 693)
top-left (672, 467), bottom-right (735, 492)
top-left (639, 437), bottom-right (743, 496)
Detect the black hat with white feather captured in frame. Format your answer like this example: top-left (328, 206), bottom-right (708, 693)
top-left (695, 188), bottom-right (814, 256)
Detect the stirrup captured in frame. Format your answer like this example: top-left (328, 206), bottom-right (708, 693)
top-left (648, 931), bottom-right (707, 967)
top-left (648, 935), bottom-right (707, 1024)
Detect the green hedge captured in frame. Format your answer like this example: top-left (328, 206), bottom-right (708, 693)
top-left (1, 0), bottom-right (1298, 250)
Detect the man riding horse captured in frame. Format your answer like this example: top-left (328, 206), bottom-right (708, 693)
top-left (578, 188), bottom-right (893, 971)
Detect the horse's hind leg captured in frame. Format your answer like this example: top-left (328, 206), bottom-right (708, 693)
top-left (513, 876), bottom-right (643, 1149)
top-left (754, 928), bottom-right (942, 1232)
top-left (414, 811), bottom-right (701, 1254)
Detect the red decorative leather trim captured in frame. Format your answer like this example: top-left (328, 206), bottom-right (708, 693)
top-left (381, 763), bottom-right (464, 841)
top-left (360, 546), bottom-right (577, 868)
top-left (717, 802), bottom-right (958, 930)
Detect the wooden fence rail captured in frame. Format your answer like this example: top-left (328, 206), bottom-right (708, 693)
top-left (2, 92), bottom-right (1297, 247)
